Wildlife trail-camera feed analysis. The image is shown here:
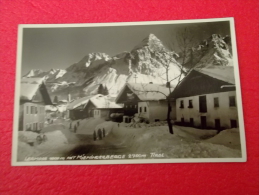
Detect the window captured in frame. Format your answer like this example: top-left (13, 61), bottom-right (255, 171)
top-left (144, 107), bottom-right (147, 112)
top-left (31, 106), bottom-right (33, 114)
top-left (199, 96), bottom-right (207, 113)
top-left (229, 96), bottom-right (236, 107)
top-left (188, 100), bottom-right (193, 108)
top-left (139, 107), bottom-right (142, 113)
top-left (35, 107), bottom-right (38, 114)
top-left (214, 97), bottom-right (219, 107)
top-left (180, 100), bottom-right (184, 108)
top-left (181, 117), bottom-right (184, 124)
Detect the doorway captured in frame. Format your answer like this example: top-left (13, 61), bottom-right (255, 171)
top-left (215, 119), bottom-right (221, 130)
top-left (200, 116), bottom-right (207, 129)
top-left (230, 120), bottom-right (237, 128)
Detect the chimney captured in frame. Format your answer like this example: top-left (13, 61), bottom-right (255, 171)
top-left (67, 93), bottom-right (71, 102)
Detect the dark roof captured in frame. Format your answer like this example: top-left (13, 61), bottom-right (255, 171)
top-left (170, 66), bottom-right (236, 99)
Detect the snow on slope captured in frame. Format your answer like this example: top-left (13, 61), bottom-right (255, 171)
top-left (190, 34), bottom-right (233, 68)
top-left (23, 34), bottom-right (183, 99)
top-left (24, 33), bottom-right (233, 100)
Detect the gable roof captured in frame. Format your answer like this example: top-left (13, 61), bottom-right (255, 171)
top-left (116, 83), bottom-right (171, 103)
top-left (90, 95), bottom-right (122, 109)
top-left (20, 77), bottom-right (52, 105)
top-left (67, 94), bottom-right (122, 110)
top-left (196, 66), bottom-right (235, 84)
top-left (20, 77), bottom-right (45, 101)
top-left (67, 95), bottom-right (94, 110)
top-left (170, 66), bottom-right (236, 99)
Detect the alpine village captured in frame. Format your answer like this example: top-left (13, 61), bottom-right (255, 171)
top-left (17, 33), bottom-right (242, 161)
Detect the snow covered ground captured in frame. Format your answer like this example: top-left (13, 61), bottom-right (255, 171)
top-left (98, 123), bottom-right (242, 158)
top-left (17, 118), bottom-right (242, 161)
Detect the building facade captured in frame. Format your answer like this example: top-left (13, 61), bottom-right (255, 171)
top-left (116, 83), bottom-right (176, 123)
top-left (176, 91), bottom-right (238, 129)
top-left (19, 77), bottom-right (52, 131)
top-left (67, 94), bottom-right (122, 120)
top-left (170, 66), bottom-right (237, 129)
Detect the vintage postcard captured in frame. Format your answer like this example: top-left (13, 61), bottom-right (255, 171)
top-left (12, 18), bottom-right (246, 166)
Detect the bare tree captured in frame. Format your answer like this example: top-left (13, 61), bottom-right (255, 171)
top-left (129, 48), bottom-right (186, 134)
top-left (167, 27), bottom-right (200, 72)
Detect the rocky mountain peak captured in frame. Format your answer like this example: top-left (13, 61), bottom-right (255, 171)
top-left (181, 34), bottom-right (233, 69)
top-left (133, 33), bottom-right (166, 52)
top-left (23, 69), bottom-right (45, 77)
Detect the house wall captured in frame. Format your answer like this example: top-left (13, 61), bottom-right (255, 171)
top-left (138, 102), bottom-right (150, 119)
top-left (22, 102), bottom-right (45, 131)
top-left (176, 91), bottom-right (238, 129)
top-left (138, 101), bottom-right (176, 122)
top-left (69, 110), bottom-right (85, 120)
top-left (93, 109), bottom-right (110, 119)
top-left (124, 102), bottom-right (138, 116)
top-left (84, 101), bottom-right (97, 118)
top-left (149, 101), bottom-right (168, 122)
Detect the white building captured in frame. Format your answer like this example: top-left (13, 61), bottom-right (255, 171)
top-left (116, 83), bottom-right (176, 123)
top-left (90, 95), bottom-right (123, 119)
top-left (170, 66), bottom-right (238, 129)
top-left (67, 94), bottom-right (123, 120)
top-left (19, 77), bottom-right (52, 131)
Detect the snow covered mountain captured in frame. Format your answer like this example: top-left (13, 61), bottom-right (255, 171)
top-left (179, 34), bottom-right (233, 69)
top-left (24, 34), bottom-right (182, 100)
top-left (23, 33), bottom-right (233, 100)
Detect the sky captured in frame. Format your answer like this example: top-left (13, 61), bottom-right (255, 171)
top-left (21, 20), bottom-right (231, 75)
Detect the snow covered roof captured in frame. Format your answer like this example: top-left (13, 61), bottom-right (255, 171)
top-left (170, 66), bottom-right (236, 99)
top-left (90, 95), bottom-right (122, 109)
top-left (195, 66), bottom-right (235, 84)
top-left (67, 95), bottom-right (94, 110)
top-left (116, 83), bottom-right (171, 103)
top-left (20, 77), bottom-right (45, 101)
top-left (67, 94), bottom-right (122, 110)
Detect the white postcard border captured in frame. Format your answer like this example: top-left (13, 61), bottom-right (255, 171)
top-left (12, 17), bottom-right (247, 166)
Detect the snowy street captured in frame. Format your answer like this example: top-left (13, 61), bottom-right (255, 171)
top-left (17, 117), bottom-right (242, 162)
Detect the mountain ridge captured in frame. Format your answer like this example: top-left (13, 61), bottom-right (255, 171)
top-left (23, 33), bottom-right (232, 100)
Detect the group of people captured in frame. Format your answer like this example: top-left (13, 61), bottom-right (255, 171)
top-left (93, 128), bottom-right (106, 141)
top-left (36, 133), bottom-right (47, 145)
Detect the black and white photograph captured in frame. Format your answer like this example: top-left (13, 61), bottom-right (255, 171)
top-left (12, 18), bottom-right (246, 166)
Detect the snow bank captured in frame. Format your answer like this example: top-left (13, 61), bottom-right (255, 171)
top-left (174, 126), bottom-right (217, 140)
top-left (17, 141), bottom-right (38, 161)
top-left (19, 131), bottom-right (40, 143)
top-left (36, 130), bottom-right (68, 150)
top-left (103, 124), bottom-right (241, 158)
top-left (205, 128), bottom-right (241, 150)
